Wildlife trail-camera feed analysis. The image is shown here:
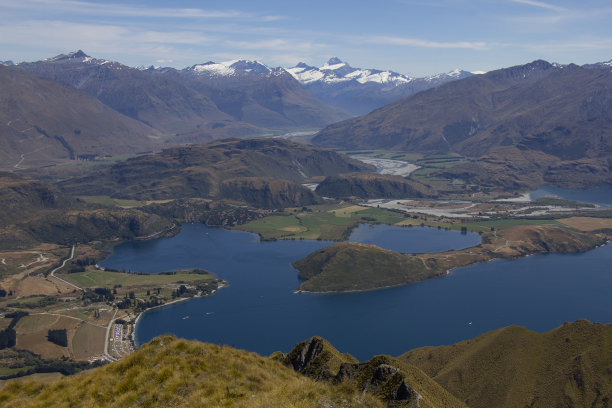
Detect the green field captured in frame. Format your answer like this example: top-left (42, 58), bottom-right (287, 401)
top-left (236, 204), bottom-right (407, 241)
top-left (62, 269), bottom-right (214, 288)
top-left (398, 216), bottom-right (563, 233)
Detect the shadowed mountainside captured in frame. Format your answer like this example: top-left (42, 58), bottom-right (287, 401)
top-left (315, 173), bottom-right (436, 199)
top-left (58, 138), bottom-right (373, 207)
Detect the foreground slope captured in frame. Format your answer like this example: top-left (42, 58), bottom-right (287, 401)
top-left (401, 320), bottom-right (612, 408)
top-left (0, 336), bottom-right (385, 408)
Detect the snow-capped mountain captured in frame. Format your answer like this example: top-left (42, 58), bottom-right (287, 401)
top-left (287, 57), bottom-right (414, 86)
top-left (287, 57), bottom-right (473, 115)
top-left (582, 59), bottom-right (612, 70)
top-left (187, 60), bottom-right (273, 76)
top-left (14, 51), bottom-right (348, 138)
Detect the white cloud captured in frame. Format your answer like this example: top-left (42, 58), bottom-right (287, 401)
top-left (510, 0), bottom-right (566, 12)
top-left (0, 0), bottom-right (281, 21)
top-left (370, 36), bottom-right (487, 50)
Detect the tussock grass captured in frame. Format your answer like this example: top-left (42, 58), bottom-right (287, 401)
top-left (0, 336), bottom-right (385, 407)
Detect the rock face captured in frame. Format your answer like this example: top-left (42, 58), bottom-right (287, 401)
top-left (315, 173), bottom-right (435, 199)
top-left (219, 178), bottom-right (322, 209)
top-left (278, 336), bottom-right (466, 407)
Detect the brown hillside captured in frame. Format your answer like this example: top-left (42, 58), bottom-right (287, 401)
top-left (401, 320), bottom-right (612, 408)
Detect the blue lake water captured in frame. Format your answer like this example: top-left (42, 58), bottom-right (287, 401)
top-left (530, 186), bottom-right (612, 208)
top-left (101, 223), bottom-right (612, 361)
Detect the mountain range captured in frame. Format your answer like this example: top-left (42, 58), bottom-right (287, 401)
top-left (14, 51), bottom-right (346, 140)
top-left (313, 60), bottom-right (612, 188)
top-left (287, 57), bottom-right (473, 115)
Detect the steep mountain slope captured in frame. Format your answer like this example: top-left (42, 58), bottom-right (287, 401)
top-left (313, 60), bottom-right (612, 188)
top-left (0, 65), bottom-right (159, 169)
top-left (401, 320), bottom-right (612, 408)
top-left (288, 57), bottom-right (472, 115)
top-left (58, 138), bottom-right (372, 206)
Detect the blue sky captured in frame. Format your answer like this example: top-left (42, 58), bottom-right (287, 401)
top-left (0, 0), bottom-right (611, 76)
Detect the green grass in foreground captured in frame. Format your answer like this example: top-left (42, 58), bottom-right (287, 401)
top-left (61, 269), bottom-right (213, 288)
top-left (236, 204), bottom-right (407, 241)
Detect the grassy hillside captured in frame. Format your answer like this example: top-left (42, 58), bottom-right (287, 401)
top-left (401, 320), bottom-right (612, 408)
top-left (293, 242), bottom-right (435, 292)
top-left (0, 336), bottom-right (386, 408)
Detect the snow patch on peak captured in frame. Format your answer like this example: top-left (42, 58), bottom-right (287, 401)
top-left (189, 59), bottom-right (272, 76)
top-left (191, 62), bottom-right (235, 76)
top-left (321, 62), bottom-right (347, 71)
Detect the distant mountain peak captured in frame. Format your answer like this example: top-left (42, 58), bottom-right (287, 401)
top-left (46, 50), bottom-right (91, 62)
top-left (326, 57), bottom-right (344, 65)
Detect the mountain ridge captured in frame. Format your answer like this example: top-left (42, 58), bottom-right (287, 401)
top-left (312, 59), bottom-right (612, 188)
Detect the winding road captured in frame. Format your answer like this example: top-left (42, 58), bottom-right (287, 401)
top-left (49, 245), bottom-right (82, 291)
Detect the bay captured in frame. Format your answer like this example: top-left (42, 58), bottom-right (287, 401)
top-left (101, 223), bottom-right (612, 361)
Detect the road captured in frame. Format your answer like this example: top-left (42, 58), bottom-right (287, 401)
top-left (49, 245), bottom-right (82, 291)
top-left (103, 308), bottom-right (118, 362)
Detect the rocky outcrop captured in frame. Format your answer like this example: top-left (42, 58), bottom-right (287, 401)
top-left (278, 337), bottom-right (467, 407)
top-left (219, 177), bottom-right (323, 209)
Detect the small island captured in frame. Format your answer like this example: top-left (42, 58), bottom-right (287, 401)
top-left (292, 223), bottom-right (610, 293)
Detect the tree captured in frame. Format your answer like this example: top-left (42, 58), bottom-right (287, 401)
top-left (47, 329), bottom-right (68, 347)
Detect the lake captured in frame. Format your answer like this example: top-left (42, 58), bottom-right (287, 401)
top-left (101, 223), bottom-right (612, 361)
top-left (530, 186), bottom-right (612, 208)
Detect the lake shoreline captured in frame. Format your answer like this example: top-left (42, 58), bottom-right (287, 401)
top-left (132, 283), bottom-right (226, 347)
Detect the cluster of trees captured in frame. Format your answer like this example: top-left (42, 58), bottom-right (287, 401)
top-left (7, 296), bottom-right (57, 309)
top-left (0, 349), bottom-right (104, 380)
top-left (82, 288), bottom-right (115, 303)
top-left (0, 311), bottom-right (29, 350)
top-left (47, 329), bottom-right (68, 347)
top-left (65, 257), bottom-right (98, 274)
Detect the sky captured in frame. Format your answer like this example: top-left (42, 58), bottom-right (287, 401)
top-left (0, 0), bottom-right (611, 77)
